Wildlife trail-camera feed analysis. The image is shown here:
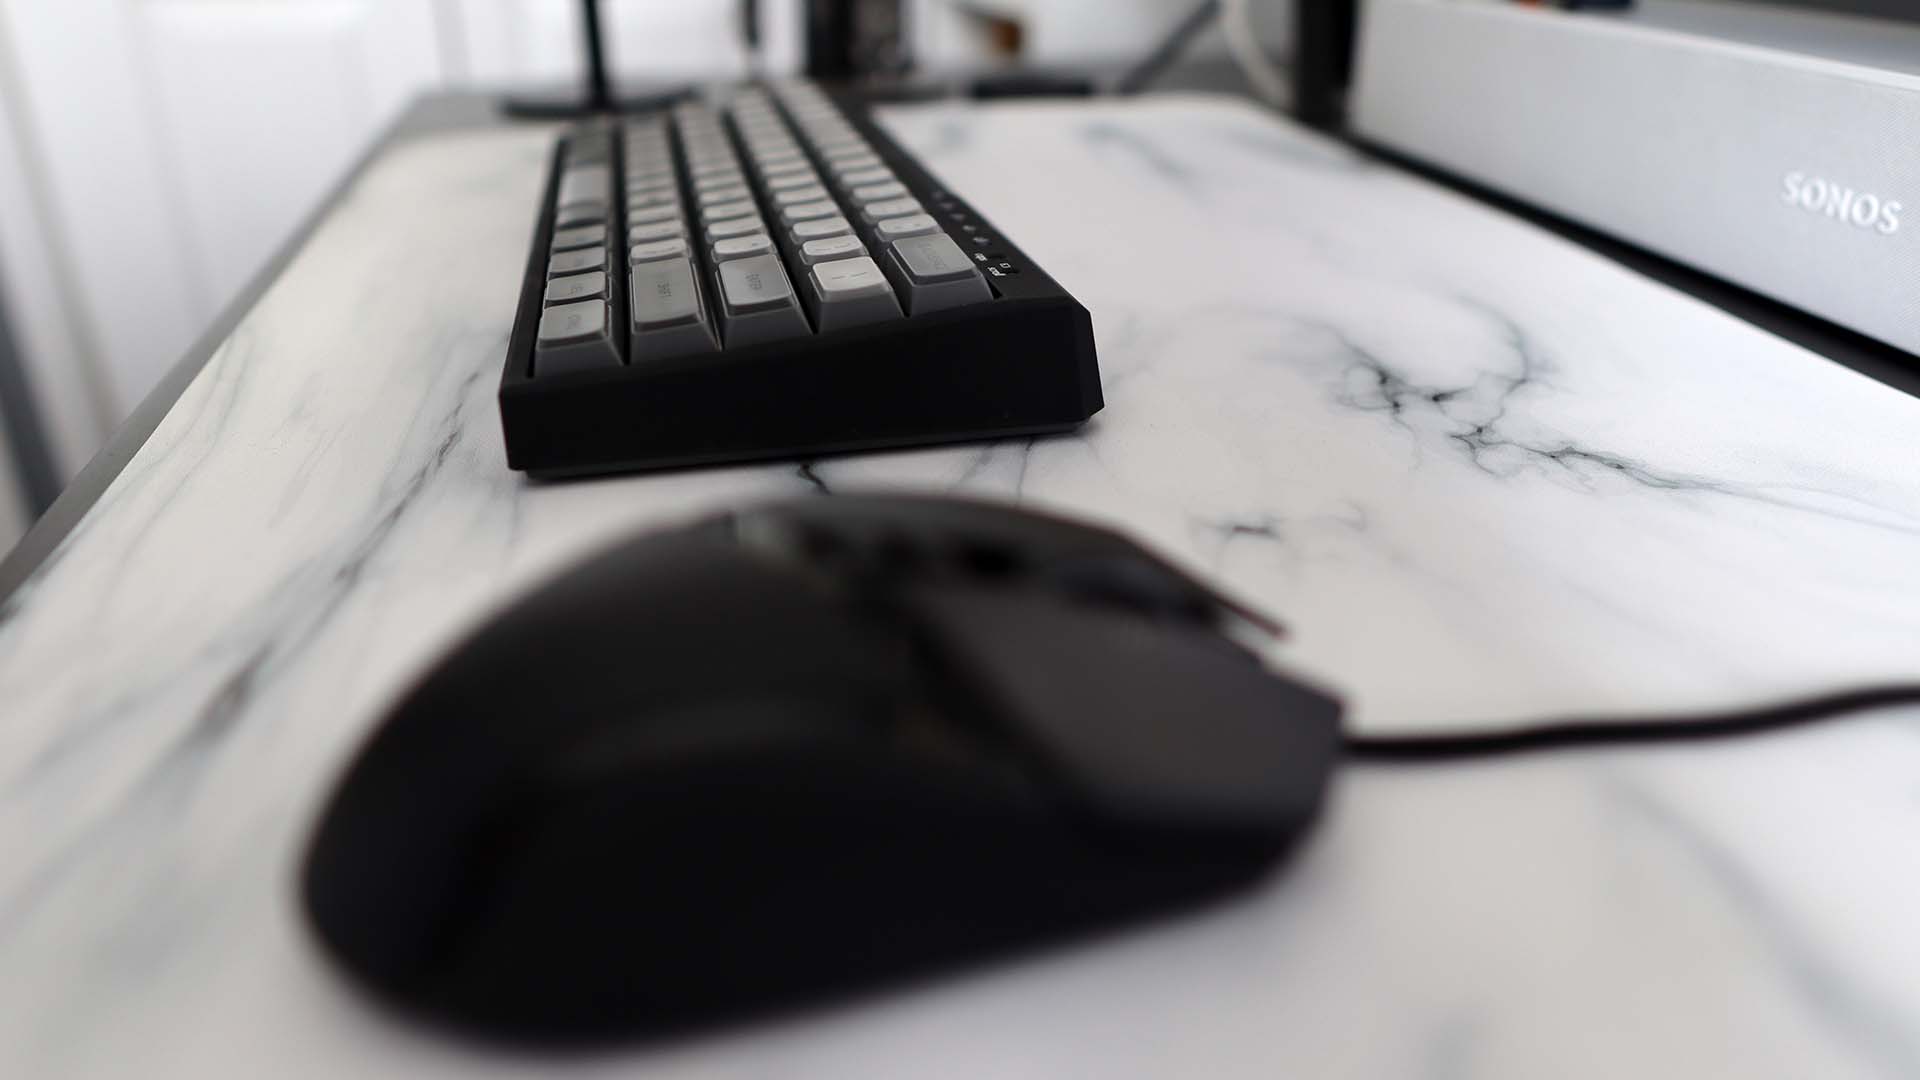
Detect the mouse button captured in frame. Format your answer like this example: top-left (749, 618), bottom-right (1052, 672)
top-left (435, 541), bottom-right (884, 717)
top-left (903, 586), bottom-right (1342, 834)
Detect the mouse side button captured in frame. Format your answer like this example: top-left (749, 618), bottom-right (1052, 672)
top-left (906, 587), bottom-right (1342, 835)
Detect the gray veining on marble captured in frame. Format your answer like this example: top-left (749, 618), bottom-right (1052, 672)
top-left (1, 94), bottom-right (1918, 1077)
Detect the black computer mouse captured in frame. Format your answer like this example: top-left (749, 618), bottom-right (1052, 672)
top-left (300, 494), bottom-right (1342, 1046)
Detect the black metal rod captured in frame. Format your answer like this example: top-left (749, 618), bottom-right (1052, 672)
top-left (0, 276), bottom-right (61, 516)
top-left (1115, 0), bottom-right (1221, 96)
top-left (581, 0), bottom-right (613, 110)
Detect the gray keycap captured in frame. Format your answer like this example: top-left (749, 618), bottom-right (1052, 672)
top-left (876, 213), bottom-right (939, 241)
top-left (629, 220), bottom-right (686, 244)
top-left (850, 180), bottom-right (908, 203)
top-left (625, 182), bottom-right (679, 203)
top-left (715, 254), bottom-right (810, 347)
top-left (859, 197), bottom-right (921, 225)
top-left (767, 170), bottom-right (821, 190)
top-left (549, 246), bottom-right (605, 276)
top-left (791, 216), bottom-right (852, 243)
top-left (707, 216), bottom-right (766, 242)
top-left (544, 270), bottom-right (607, 305)
top-left (698, 184), bottom-right (752, 206)
top-left (837, 166), bottom-right (892, 188)
top-left (630, 237), bottom-right (689, 262)
top-left (557, 226), bottom-right (610, 257)
top-left (712, 233), bottom-right (775, 262)
top-left (780, 199), bottom-right (839, 224)
top-left (886, 232), bottom-right (993, 315)
top-left (535, 299), bottom-right (619, 376)
top-left (799, 234), bottom-right (866, 266)
top-left (806, 255), bottom-right (901, 332)
top-left (703, 199), bottom-right (758, 222)
top-left (762, 161), bottom-right (815, 180)
top-left (557, 165), bottom-right (610, 206)
top-left (629, 255), bottom-right (718, 360)
top-left (774, 184), bottom-right (831, 206)
top-left (555, 202), bottom-right (607, 228)
top-left (749, 139), bottom-right (801, 159)
top-left (629, 204), bottom-right (681, 225)
top-left (827, 152), bottom-right (881, 173)
top-left (693, 171), bottom-right (747, 193)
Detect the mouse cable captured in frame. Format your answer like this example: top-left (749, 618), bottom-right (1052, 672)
top-left (1339, 682), bottom-right (1920, 762)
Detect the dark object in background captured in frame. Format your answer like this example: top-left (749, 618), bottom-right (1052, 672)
top-left (971, 72), bottom-right (1097, 99)
top-left (806, 0), bottom-right (911, 80)
top-left (301, 494), bottom-right (1343, 1046)
top-left (1292, 0), bottom-right (1358, 128)
top-left (1115, 0), bottom-right (1224, 96)
top-left (500, 0), bottom-right (693, 118)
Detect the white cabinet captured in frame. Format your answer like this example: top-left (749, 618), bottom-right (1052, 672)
top-left (0, 0), bottom-right (447, 423)
top-left (0, 0), bottom-right (801, 465)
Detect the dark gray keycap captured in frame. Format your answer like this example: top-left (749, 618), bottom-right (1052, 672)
top-left (629, 255), bottom-right (718, 360)
top-left (544, 270), bottom-right (607, 305)
top-left (535, 299), bottom-right (619, 376)
top-left (715, 254), bottom-right (810, 347)
top-left (886, 232), bottom-right (993, 314)
top-left (549, 246), bottom-right (605, 276)
top-left (806, 255), bottom-right (901, 331)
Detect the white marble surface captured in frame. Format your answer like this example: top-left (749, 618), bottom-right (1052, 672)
top-left (2, 93), bottom-right (1920, 1077)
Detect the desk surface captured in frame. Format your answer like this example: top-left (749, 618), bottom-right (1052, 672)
top-left (3, 91), bottom-right (1920, 1078)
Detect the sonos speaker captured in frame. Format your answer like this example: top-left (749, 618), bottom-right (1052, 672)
top-left (1351, 0), bottom-right (1920, 358)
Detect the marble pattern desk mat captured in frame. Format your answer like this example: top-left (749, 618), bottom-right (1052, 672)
top-left (0, 95), bottom-right (1918, 1077)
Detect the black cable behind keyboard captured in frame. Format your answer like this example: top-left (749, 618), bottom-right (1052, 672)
top-left (499, 80), bottom-right (1103, 477)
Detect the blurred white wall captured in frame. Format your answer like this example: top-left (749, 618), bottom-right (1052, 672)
top-left (0, 0), bottom-right (1284, 505)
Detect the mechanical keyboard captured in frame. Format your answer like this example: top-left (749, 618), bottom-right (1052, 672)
top-left (499, 80), bottom-right (1103, 477)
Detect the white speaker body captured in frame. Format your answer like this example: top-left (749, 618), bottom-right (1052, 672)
top-left (1351, 0), bottom-right (1920, 357)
